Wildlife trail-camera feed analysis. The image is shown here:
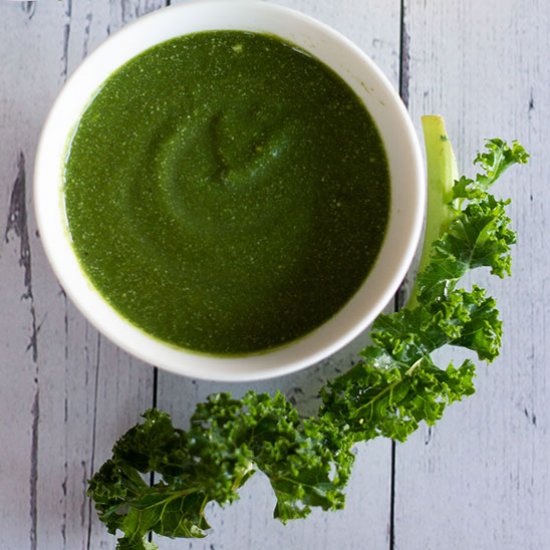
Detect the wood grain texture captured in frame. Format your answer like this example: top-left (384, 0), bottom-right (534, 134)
top-left (153, 1), bottom-right (400, 548)
top-left (394, 1), bottom-right (549, 549)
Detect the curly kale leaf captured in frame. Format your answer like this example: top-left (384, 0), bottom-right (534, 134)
top-left (88, 125), bottom-right (528, 549)
top-left (417, 139), bottom-right (527, 304)
top-left (319, 287), bottom-right (497, 441)
top-left (321, 356), bottom-right (475, 443)
top-left (453, 139), bottom-right (529, 200)
top-left (89, 393), bottom-right (354, 548)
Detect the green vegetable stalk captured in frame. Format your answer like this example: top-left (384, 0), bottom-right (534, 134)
top-left (408, 115), bottom-right (457, 308)
top-left (88, 116), bottom-right (528, 550)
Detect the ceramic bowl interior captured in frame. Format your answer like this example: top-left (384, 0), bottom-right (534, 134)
top-left (34, 0), bottom-right (424, 381)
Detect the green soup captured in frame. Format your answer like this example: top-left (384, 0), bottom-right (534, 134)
top-left (64, 31), bottom-right (390, 355)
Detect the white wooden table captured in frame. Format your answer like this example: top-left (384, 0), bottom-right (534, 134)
top-left (0, 1), bottom-right (545, 548)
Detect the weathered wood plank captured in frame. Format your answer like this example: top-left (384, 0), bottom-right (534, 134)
top-left (154, 1), bottom-right (400, 548)
top-left (394, 1), bottom-right (548, 549)
top-left (0, 1), bottom-right (164, 548)
top-left (0, 6), bottom-right (76, 548)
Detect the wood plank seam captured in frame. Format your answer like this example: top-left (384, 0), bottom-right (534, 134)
top-left (391, 1), bottom-right (410, 549)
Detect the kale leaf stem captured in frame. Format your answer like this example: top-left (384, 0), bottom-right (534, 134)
top-left (408, 115), bottom-right (458, 309)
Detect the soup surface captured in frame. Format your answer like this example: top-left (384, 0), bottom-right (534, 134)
top-left (64, 31), bottom-right (390, 354)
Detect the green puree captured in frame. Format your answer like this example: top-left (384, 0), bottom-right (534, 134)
top-left (65, 31), bottom-right (390, 355)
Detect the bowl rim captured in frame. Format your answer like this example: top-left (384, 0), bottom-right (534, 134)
top-left (34, 0), bottom-right (425, 382)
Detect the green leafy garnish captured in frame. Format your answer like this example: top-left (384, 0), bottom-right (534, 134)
top-left (88, 116), bottom-right (528, 549)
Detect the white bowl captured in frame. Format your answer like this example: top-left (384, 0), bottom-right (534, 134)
top-left (34, 0), bottom-right (424, 382)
